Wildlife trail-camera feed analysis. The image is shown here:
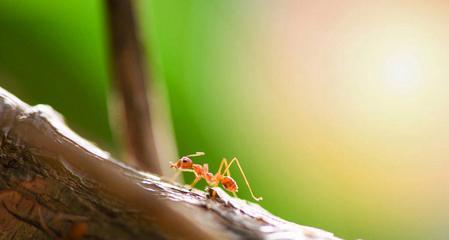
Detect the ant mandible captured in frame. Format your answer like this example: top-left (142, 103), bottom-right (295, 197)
top-left (169, 152), bottom-right (263, 201)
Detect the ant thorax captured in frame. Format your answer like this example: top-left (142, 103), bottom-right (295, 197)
top-left (193, 164), bottom-right (219, 186)
top-left (192, 164), bottom-right (203, 175)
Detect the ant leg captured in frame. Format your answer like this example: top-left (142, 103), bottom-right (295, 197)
top-left (222, 157), bottom-right (263, 201)
top-left (189, 176), bottom-right (201, 190)
top-left (217, 158), bottom-right (227, 176)
top-left (217, 158), bottom-right (233, 177)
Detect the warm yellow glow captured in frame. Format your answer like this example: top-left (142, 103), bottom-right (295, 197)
top-left (222, 2), bottom-right (449, 239)
top-left (384, 51), bottom-right (422, 93)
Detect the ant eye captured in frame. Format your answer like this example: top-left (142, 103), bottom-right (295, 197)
top-left (181, 157), bottom-right (190, 163)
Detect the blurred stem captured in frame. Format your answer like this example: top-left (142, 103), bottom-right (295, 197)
top-left (105, 0), bottom-right (161, 174)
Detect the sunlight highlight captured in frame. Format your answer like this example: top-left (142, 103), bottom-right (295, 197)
top-left (384, 51), bottom-right (422, 93)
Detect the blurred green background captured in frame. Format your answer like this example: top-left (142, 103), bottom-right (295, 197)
top-left (2, 1), bottom-right (449, 239)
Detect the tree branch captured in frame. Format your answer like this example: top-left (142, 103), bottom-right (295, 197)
top-left (0, 87), bottom-right (341, 239)
top-left (105, 0), bottom-right (161, 174)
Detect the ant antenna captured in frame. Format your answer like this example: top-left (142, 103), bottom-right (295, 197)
top-left (185, 152), bottom-right (205, 158)
top-left (223, 157), bottom-right (263, 201)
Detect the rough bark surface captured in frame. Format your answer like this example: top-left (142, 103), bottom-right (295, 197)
top-left (0, 87), bottom-right (341, 240)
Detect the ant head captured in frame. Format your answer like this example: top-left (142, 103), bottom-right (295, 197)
top-left (170, 152), bottom-right (204, 169)
top-left (171, 156), bottom-right (193, 169)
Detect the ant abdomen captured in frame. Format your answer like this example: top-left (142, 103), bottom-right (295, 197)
top-left (221, 176), bottom-right (238, 192)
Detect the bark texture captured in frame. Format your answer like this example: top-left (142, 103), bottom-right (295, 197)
top-left (0, 87), bottom-right (341, 240)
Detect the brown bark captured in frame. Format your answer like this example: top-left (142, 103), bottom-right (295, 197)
top-left (0, 87), bottom-right (341, 239)
top-left (105, 0), bottom-right (161, 174)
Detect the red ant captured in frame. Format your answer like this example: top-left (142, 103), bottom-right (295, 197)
top-left (170, 152), bottom-right (263, 201)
